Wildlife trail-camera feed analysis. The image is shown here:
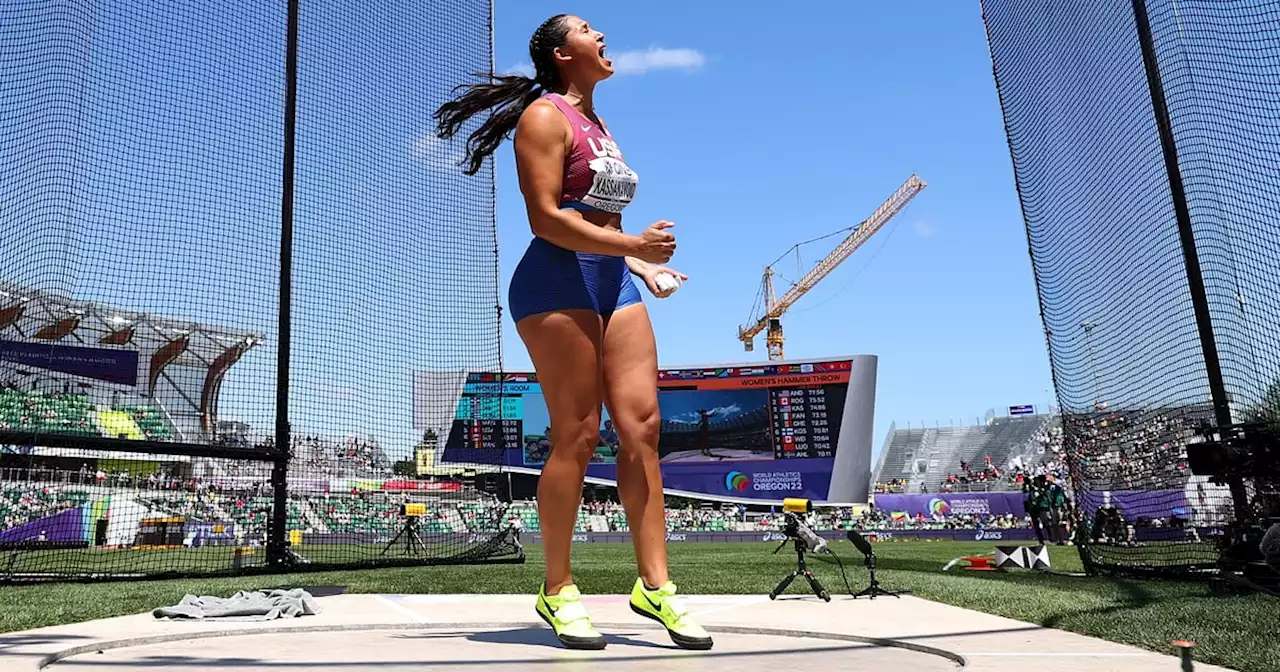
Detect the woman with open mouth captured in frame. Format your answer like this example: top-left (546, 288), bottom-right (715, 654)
top-left (433, 14), bottom-right (710, 652)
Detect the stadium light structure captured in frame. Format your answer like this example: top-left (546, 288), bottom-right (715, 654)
top-left (0, 304), bottom-right (25, 331)
top-left (148, 336), bottom-right (190, 398)
top-left (201, 341), bottom-right (253, 435)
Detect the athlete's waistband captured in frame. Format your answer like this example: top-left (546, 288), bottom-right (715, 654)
top-left (560, 200), bottom-right (604, 212)
top-left (527, 235), bottom-right (624, 263)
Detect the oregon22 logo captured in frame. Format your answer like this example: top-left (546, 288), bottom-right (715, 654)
top-left (725, 471), bottom-right (751, 492)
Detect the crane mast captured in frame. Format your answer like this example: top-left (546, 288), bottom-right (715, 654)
top-left (738, 174), bottom-right (927, 360)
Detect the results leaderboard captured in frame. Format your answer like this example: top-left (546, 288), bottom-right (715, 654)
top-left (769, 385), bottom-right (836, 459)
top-left (451, 394), bottom-right (521, 450)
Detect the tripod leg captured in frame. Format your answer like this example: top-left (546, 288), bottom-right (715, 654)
top-left (409, 528), bottom-right (427, 556)
top-left (770, 569), bottom-right (800, 600)
top-left (854, 569), bottom-right (906, 599)
top-left (803, 570), bottom-right (831, 602)
top-left (382, 525), bottom-right (408, 557)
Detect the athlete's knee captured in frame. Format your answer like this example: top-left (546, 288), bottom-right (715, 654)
top-left (551, 411), bottom-right (602, 460)
top-left (616, 403), bottom-right (660, 451)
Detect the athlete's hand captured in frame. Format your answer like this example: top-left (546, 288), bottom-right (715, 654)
top-left (633, 221), bottom-right (676, 263)
top-left (640, 265), bottom-right (688, 299)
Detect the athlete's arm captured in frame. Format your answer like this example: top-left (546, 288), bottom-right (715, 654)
top-left (624, 255), bottom-right (653, 276)
top-left (515, 101), bottom-right (639, 256)
top-left (603, 116), bottom-right (650, 278)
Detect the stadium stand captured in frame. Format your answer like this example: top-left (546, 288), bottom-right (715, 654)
top-left (1065, 408), bottom-right (1210, 492)
top-left (120, 405), bottom-right (173, 441)
top-left (924, 425), bottom-right (987, 490)
top-left (0, 284), bottom-right (261, 446)
top-left (0, 466), bottom-right (1035, 546)
top-left (873, 412), bottom-right (1057, 493)
top-left (0, 387), bottom-right (180, 443)
top-left (871, 406), bottom-right (1232, 540)
top-left (1, 482), bottom-right (88, 532)
top-left (872, 423), bottom-right (928, 487)
top-left (96, 410), bottom-right (144, 441)
top-left (0, 388), bottom-right (97, 437)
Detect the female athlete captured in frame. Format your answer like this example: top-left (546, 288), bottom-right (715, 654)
top-left (434, 14), bottom-right (711, 651)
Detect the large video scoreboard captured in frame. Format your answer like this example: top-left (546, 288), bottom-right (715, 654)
top-left (435, 356), bottom-right (877, 502)
top-left (769, 385), bottom-right (841, 460)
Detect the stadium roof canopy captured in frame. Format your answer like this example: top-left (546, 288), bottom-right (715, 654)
top-left (0, 282), bottom-right (263, 442)
top-left (0, 282), bottom-right (262, 362)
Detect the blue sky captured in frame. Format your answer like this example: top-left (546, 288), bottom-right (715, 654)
top-left (0, 0), bottom-right (1059, 463)
top-left (492, 2), bottom-right (1056, 450)
top-left (6, 0), bottom-right (1279, 476)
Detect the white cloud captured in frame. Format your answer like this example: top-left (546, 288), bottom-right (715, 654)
top-left (913, 220), bottom-right (936, 238)
top-left (410, 132), bottom-right (467, 172)
top-left (313, 383), bottom-right (358, 398)
top-left (675, 403), bottom-right (742, 422)
top-left (610, 47), bottom-right (705, 76)
top-left (504, 62), bottom-right (534, 77)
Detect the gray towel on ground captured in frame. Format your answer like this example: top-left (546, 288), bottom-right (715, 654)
top-left (153, 588), bottom-right (322, 621)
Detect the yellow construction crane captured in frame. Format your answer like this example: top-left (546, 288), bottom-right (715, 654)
top-left (738, 174), bottom-right (927, 361)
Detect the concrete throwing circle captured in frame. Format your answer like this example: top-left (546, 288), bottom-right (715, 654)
top-left (46, 623), bottom-right (962, 671)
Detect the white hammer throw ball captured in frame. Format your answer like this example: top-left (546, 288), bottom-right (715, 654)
top-left (654, 272), bottom-right (681, 296)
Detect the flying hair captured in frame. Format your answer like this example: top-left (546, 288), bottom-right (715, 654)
top-left (433, 14), bottom-right (570, 175)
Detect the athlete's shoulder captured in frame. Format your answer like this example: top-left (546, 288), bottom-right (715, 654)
top-left (521, 97), bottom-right (567, 127)
top-left (517, 98), bottom-right (570, 141)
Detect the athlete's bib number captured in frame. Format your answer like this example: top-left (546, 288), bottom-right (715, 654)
top-left (582, 157), bottom-right (638, 213)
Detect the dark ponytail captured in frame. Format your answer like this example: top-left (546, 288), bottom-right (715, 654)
top-left (434, 14), bottom-right (570, 176)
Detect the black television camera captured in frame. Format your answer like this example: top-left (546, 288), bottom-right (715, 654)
top-left (1186, 421), bottom-right (1279, 589)
top-left (767, 499), bottom-right (831, 601)
top-left (1186, 421), bottom-right (1279, 486)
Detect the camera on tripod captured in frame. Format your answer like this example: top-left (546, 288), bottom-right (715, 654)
top-left (381, 501), bottom-right (429, 557)
top-left (1186, 421), bottom-right (1278, 486)
top-left (1186, 421), bottom-right (1280, 586)
top-left (768, 498), bottom-right (831, 601)
top-left (401, 502), bottom-right (427, 518)
top-left (765, 498), bottom-right (904, 601)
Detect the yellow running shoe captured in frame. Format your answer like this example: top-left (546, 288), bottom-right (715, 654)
top-left (535, 583), bottom-right (607, 650)
top-left (629, 578), bottom-right (713, 650)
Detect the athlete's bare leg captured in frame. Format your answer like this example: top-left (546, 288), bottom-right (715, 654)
top-left (601, 304), bottom-right (669, 588)
top-left (516, 309), bottom-right (604, 595)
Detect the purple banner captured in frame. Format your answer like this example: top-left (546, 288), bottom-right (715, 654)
top-left (871, 492), bottom-right (1027, 518)
top-left (0, 340), bottom-right (138, 386)
top-left (515, 527), bottom-right (1038, 545)
top-left (855, 527), bottom-right (1036, 543)
top-left (440, 447), bottom-right (837, 501)
top-left (1132, 526), bottom-right (1223, 542)
top-left (1077, 489), bottom-right (1191, 522)
top-left (586, 458), bottom-right (834, 501)
top-left (188, 521), bottom-right (237, 547)
top-left (0, 506), bottom-right (85, 544)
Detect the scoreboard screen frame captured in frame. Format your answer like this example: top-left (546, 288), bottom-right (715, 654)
top-left (436, 355), bottom-right (877, 503)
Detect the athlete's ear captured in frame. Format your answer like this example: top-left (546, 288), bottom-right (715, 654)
top-left (552, 46), bottom-right (571, 64)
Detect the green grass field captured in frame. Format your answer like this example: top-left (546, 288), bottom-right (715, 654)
top-left (1, 541), bottom-right (1276, 672)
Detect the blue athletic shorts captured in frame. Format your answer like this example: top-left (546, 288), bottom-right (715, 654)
top-left (508, 237), bottom-right (643, 324)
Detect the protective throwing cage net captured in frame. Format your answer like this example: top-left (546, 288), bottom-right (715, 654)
top-left (982, 0), bottom-right (1280, 575)
top-left (0, 0), bottom-right (519, 581)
